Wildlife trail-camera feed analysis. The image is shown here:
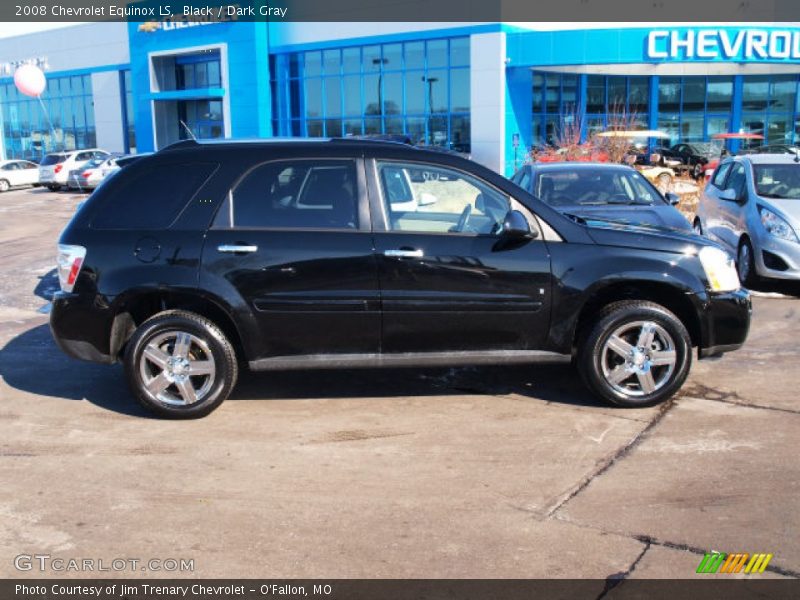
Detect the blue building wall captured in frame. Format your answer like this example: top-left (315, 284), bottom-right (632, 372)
top-left (126, 21), bottom-right (272, 152)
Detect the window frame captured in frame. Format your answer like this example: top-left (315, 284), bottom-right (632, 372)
top-left (213, 157), bottom-right (371, 233)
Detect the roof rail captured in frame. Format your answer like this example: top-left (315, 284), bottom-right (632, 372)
top-left (159, 139), bottom-right (199, 152)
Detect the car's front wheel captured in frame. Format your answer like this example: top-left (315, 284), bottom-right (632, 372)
top-left (124, 310), bottom-right (238, 418)
top-left (737, 238), bottom-right (757, 288)
top-left (47, 184), bottom-right (61, 191)
top-left (577, 301), bottom-right (692, 408)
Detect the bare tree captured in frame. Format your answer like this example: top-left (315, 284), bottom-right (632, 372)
top-left (593, 99), bottom-right (641, 163)
top-left (555, 105), bottom-right (583, 161)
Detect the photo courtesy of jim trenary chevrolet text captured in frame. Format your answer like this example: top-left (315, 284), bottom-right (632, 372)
top-left (0, 0), bottom-right (798, 598)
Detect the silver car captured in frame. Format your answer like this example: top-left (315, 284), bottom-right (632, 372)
top-left (695, 154), bottom-right (800, 286)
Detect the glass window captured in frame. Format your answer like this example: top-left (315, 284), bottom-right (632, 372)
top-left (742, 77), bottom-right (769, 112)
top-left (769, 76), bottom-right (796, 112)
top-left (92, 163), bottom-right (216, 229)
top-left (383, 44), bottom-right (402, 70)
top-left (364, 74), bottom-right (380, 114)
top-left (343, 75), bottom-right (361, 116)
top-left (427, 39), bottom-right (448, 69)
top-left (405, 72), bottom-right (425, 114)
top-left (726, 163), bottom-right (746, 195)
top-left (364, 46), bottom-right (381, 72)
top-left (404, 41), bottom-right (425, 70)
top-left (376, 161), bottom-right (510, 235)
top-left (628, 77), bottom-right (649, 112)
top-left (383, 73), bottom-right (402, 115)
top-left (324, 78), bottom-right (342, 117)
top-left (426, 71), bottom-right (447, 114)
top-left (304, 51), bottom-right (322, 77)
top-left (682, 77), bottom-right (706, 112)
top-left (707, 77), bottom-right (732, 112)
top-left (342, 47), bottom-right (360, 74)
top-left (450, 37), bottom-right (469, 67)
top-left (586, 76), bottom-right (605, 114)
top-left (322, 49), bottom-right (340, 76)
top-left (450, 69), bottom-right (470, 113)
top-left (305, 79), bottom-right (322, 118)
top-left (545, 74), bottom-right (559, 113)
top-left (658, 77), bottom-right (681, 113)
top-left (712, 162), bottom-right (733, 188)
top-left (608, 77), bottom-right (627, 109)
top-left (231, 160), bottom-right (358, 230)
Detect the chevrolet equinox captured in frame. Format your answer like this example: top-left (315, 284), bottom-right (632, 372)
top-left (50, 139), bottom-right (751, 418)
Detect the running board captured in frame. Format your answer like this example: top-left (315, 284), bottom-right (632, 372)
top-left (249, 350), bottom-right (570, 371)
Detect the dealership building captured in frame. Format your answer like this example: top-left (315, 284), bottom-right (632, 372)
top-left (0, 21), bottom-right (798, 175)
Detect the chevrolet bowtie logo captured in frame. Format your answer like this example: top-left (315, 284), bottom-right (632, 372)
top-left (137, 21), bottom-right (162, 33)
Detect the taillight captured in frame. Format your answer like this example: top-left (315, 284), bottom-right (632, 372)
top-left (54, 164), bottom-right (63, 174)
top-left (82, 171), bottom-right (91, 178)
top-left (56, 244), bottom-right (86, 293)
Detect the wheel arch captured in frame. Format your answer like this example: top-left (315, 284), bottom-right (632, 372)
top-left (571, 280), bottom-right (702, 353)
top-left (108, 288), bottom-right (247, 363)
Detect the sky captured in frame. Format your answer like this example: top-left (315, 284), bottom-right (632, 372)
top-left (0, 22), bottom-right (86, 39)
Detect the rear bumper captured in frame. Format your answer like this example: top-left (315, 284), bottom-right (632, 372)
top-left (696, 288), bottom-right (752, 359)
top-left (50, 291), bottom-right (116, 364)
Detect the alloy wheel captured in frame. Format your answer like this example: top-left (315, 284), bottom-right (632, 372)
top-left (738, 243), bottom-right (752, 283)
top-left (600, 320), bottom-right (677, 397)
top-left (138, 330), bottom-right (216, 406)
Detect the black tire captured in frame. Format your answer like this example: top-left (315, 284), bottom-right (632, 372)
top-left (577, 300), bottom-right (692, 408)
top-left (0, 179), bottom-right (10, 192)
top-left (737, 238), bottom-right (758, 288)
top-left (124, 310), bottom-right (238, 418)
top-left (47, 184), bottom-right (61, 191)
top-left (692, 163), bottom-right (704, 179)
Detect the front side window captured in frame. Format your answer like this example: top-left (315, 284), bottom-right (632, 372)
top-left (725, 163), bottom-right (747, 197)
top-left (376, 161), bottom-right (510, 235)
top-left (229, 160), bottom-right (359, 230)
top-left (712, 162), bottom-right (733, 188)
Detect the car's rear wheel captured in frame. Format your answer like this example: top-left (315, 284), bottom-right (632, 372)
top-left (692, 163), bottom-right (704, 179)
top-left (124, 310), bottom-right (238, 418)
top-left (47, 184), bottom-right (61, 191)
top-left (577, 301), bottom-right (692, 408)
top-left (0, 179), bottom-right (10, 192)
top-left (737, 238), bottom-right (757, 288)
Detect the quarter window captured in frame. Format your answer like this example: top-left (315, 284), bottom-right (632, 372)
top-left (376, 161), bottom-right (510, 235)
top-left (229, 160), bottom-right (359, 230)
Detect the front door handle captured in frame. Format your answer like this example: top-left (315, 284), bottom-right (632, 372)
top-left (218, 244), bottom-right (258, 254)
top-left (384, 248), bottom-right (424, 258)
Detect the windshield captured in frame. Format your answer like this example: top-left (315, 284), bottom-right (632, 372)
top-left (41, 154), bottom-right (67, 166)
top-left (754, 164), bottom-right (800, 199)
top-left (534, 169), bottom-right (664, 207)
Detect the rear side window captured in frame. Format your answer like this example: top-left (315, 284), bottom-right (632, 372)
top-left (41, 154), bottom-right (66, 166)
top-left (91, 163), bottom-right (216, 230)
top-left (225, 159), bottom-right (359, 230)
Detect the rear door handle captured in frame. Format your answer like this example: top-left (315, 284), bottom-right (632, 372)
top-left (384, 248), bottom-right (424, 258)
top-left (218, 244), bottom-right (258, 254)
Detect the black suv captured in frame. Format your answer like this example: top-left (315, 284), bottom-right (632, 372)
top-left (51, 139), bottom-right (751, 418)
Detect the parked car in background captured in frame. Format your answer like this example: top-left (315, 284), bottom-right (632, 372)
top-left (0, 159), bottom-right (40, 192)
top-left (39, 149), bottom-right (110, 191)
top-left (654, 142), bottom-right (722, 179)
top-left (740, 144), bottom-right (800, 156)
top-left (51, 139), bottom-right (749, 417)
top-left (66, 155), bottom-right (122, 191)
top-left (695, 154), bottom-right (800, 286)
top-left (511, 162), bottom-right (690, 232)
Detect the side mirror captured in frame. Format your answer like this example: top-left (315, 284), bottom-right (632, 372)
top-left (418, 192), bottom-right (437, 206)
top-left (665, 192), bottom-right (680, 206)
top-left (502, 210), bottom-right (538, 240)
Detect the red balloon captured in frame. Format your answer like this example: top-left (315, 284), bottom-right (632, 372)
top-left (14, 64), bottom-right (46, 97)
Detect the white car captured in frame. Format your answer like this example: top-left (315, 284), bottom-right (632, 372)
top-left (39, 149), bottom-right (110, 191)
top-left (0, 159), bottom-right (40, 192)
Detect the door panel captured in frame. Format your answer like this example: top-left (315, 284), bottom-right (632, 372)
top-left (369, 159), bottom-right (552, 353)
top-left (374, 232), bottom-right (551, 352)
top-left (200, 158), bottom-right (380, 359)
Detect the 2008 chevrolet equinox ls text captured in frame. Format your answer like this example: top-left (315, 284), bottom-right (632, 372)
top-left (50, 139), bottom-right (751, 418)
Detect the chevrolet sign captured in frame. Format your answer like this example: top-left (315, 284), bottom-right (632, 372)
top-left (646, 29), bottom-right (800, 61)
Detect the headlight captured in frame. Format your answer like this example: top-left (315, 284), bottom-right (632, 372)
top-left (759, 206), bottom-right (799, 243)
top-left (698, 246), bottom-right (740, 292)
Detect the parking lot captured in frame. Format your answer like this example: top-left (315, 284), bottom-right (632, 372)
top-left (0, 186), bottom-right (798, 582)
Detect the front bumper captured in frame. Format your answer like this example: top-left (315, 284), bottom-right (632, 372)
top-left (753, 233), bottom-right (800, 280)
top-left (696, 288), bottom-right (752, 359)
